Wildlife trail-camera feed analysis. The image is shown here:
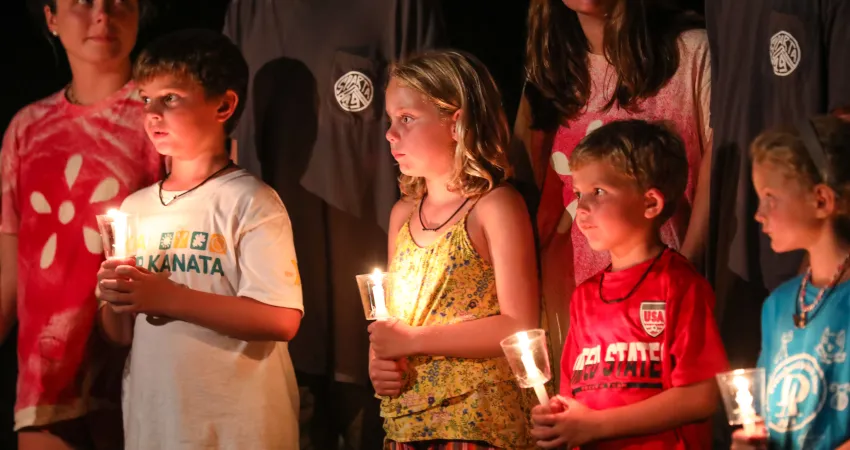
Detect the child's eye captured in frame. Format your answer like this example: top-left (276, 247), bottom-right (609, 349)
top-left (573, 191), bottom-right (582, 199)
top-left (164, 94), bottom-right (178, 104)
top-left (594, 188), bottom-right (605, 196)
top-left (400, 115), bottom-right (413, 124)
top-left (140, 96), bottom-right (150, 104)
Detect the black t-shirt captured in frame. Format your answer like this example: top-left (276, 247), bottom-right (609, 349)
top-left (707, 0), bottom-right (850, 294)
top-left (224, 0), bottom-right (446, 380)
top-left (224, 0), bottom-right (446, 232)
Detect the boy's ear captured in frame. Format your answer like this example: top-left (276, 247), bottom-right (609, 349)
top-left (215, 90), bottom-right (239, 123)
top-left (644, 188), bottom-right (665, 221)
top-left (813, 183), bottom-right (837, 219)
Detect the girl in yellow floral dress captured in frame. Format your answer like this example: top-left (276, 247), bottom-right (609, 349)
top-left (367, 50), bottom-right (539, 450)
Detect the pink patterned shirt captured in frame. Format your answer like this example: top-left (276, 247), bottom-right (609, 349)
top-left (1, 83), bottom-right (161, 429)
top-left (544, 30), bottom-right (712, 286)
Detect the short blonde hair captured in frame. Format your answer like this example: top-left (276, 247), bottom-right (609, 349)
top-left (389, 50), bottom-right (513, 200)
top-left (570, 119), bottom-right (688, 222)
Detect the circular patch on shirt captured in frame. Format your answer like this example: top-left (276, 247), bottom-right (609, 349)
top-left (770, 31), bottom-right (801, 76)
top-left (767, 353), bottom-right (826, 433)
top-left (334, 71), bottom-right (374, 112)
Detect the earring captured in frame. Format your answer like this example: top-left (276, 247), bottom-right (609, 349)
top-left (51, 30), bottom-right (59, 36)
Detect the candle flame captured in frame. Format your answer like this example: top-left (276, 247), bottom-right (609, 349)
top-left (369, 268), bottom-right (384, 284)
top-left (733, 375), bottom-right (750, 391)
top-left (106, 209), bottom-right (126, 219)
top-left (517, 331), bottom-right (531, 347)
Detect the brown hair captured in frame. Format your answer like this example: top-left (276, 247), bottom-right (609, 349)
top-left (524, 0), bottom-right (702, 131)
top-left (133, 28), bottom-right (249, 135)
top-left (751, 115), bottom-right (850, 238)
top-left (570, 119), bottom-right (688, 222)
top-left (390, 50), bottom-right (513, 200)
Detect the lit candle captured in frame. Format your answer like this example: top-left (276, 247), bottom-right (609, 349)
top-left (517, 331), bottom-right (549, 405)
top-left (369, 269), bottom-right (389, 320)
top-left (107, 209), bottom-right (128, 258)
top-left (733, 374), bottom-right (757, 434)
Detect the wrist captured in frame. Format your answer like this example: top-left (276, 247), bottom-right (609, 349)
top-left (150, 281), bottom-right (183, 317)
top-left (588, 408), bottom-right (611, 442)
top-left (407, 325), bottom-right (424, 356)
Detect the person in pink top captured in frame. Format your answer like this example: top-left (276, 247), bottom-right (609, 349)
top-left (0, 1), bottom-right (160, 449)
top-left (514, 0), bottom-right (714, 377)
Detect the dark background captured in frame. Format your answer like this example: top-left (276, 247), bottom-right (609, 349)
top-left (0, 1), bottom-right (702, 448)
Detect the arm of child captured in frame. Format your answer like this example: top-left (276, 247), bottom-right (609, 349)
top-left (680, 38), bottom-right (713, 267)
top-left (0, 234), bottom-right (16, 345)
top-left (100, 213), bottom-right (303, 342)
top-left (370, 186), bottom-right (539, 360)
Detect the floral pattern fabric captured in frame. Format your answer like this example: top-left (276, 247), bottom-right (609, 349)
top-left (381, 214), bottom-right (534, 449)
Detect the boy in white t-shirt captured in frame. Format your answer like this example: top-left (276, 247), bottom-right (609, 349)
top-left (95, 28), bottom-right (303, 450)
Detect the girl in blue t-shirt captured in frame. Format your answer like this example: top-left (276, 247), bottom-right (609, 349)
top-left (733, 115), bottom-right (850, 450)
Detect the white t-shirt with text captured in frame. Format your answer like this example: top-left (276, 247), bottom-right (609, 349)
top-left (119, 169), bottom-right (302, 450)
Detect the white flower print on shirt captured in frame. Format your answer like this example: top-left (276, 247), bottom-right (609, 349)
top-left (30, 154), bottom-right (120, 269)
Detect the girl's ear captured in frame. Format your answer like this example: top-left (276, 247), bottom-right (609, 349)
top-left (813, 183), bottom-right (837, 219)
top-left (44, 5), bottom-right (58, 36)
top-left (450, 109), bottom-right (463, 142)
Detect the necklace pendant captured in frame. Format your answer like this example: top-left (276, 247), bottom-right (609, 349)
top-left (794, 313), bottom-right (806, 329)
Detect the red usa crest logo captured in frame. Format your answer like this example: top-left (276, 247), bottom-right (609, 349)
top-left (640, 302), bottom-right (666, 337)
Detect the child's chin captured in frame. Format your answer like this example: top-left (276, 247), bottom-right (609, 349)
top-left (770, 240), bottom-right (798, 254)
top-left (585, 239), bottom-right (610, 252)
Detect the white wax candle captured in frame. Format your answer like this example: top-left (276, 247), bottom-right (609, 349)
top-left (107, 209), bottom-right (128, 258)
top-left (369, 269), bottom-right (389, 320)
top-left (517, 331), bottom-right (549, 405)
top-left (733, 374), bottom-right (757, 434)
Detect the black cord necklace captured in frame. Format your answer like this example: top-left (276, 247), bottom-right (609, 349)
top-left (599, 247), bottom-right (667, 304)
top-left (418, 193), bottom-right (470, 232)
top-left (158, 160), bottom-right (235, 206)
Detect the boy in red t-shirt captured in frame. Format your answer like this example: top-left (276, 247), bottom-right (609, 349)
top-left (530, 119), bottom-right (728, 449)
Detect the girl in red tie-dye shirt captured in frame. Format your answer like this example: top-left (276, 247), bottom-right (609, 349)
top-left (0, 1), bottom-right (160, 449)
top-left (515, 0), bottom-right (714, 379)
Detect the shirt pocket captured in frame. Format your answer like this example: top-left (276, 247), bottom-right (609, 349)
top-left (325, 50), bottom-right (384, 123)
top-left (763, 8), bottom-right (821, 122)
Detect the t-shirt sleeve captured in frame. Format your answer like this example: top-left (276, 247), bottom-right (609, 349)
top-left (235, 189), bottom-right (304, 313)
top-left (826, 0), bottom-right (850, 112)
top-left (668, 274), bottom-right (729, 387)
top-left (1, 116), bottom-right (22, 234)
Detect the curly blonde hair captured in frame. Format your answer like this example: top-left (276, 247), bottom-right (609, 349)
top-left (751, 115), bottom-right (850, 238)
top-left (389, 50), bottom-right (513, 200)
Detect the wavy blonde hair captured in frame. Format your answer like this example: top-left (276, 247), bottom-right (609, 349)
top-left (390, 50), bottom-right (513, 200)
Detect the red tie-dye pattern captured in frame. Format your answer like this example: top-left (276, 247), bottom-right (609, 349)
top-left (1, 83), bottom-right (161, 429)
top-left (545, 31), bottom-right (709, 286)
